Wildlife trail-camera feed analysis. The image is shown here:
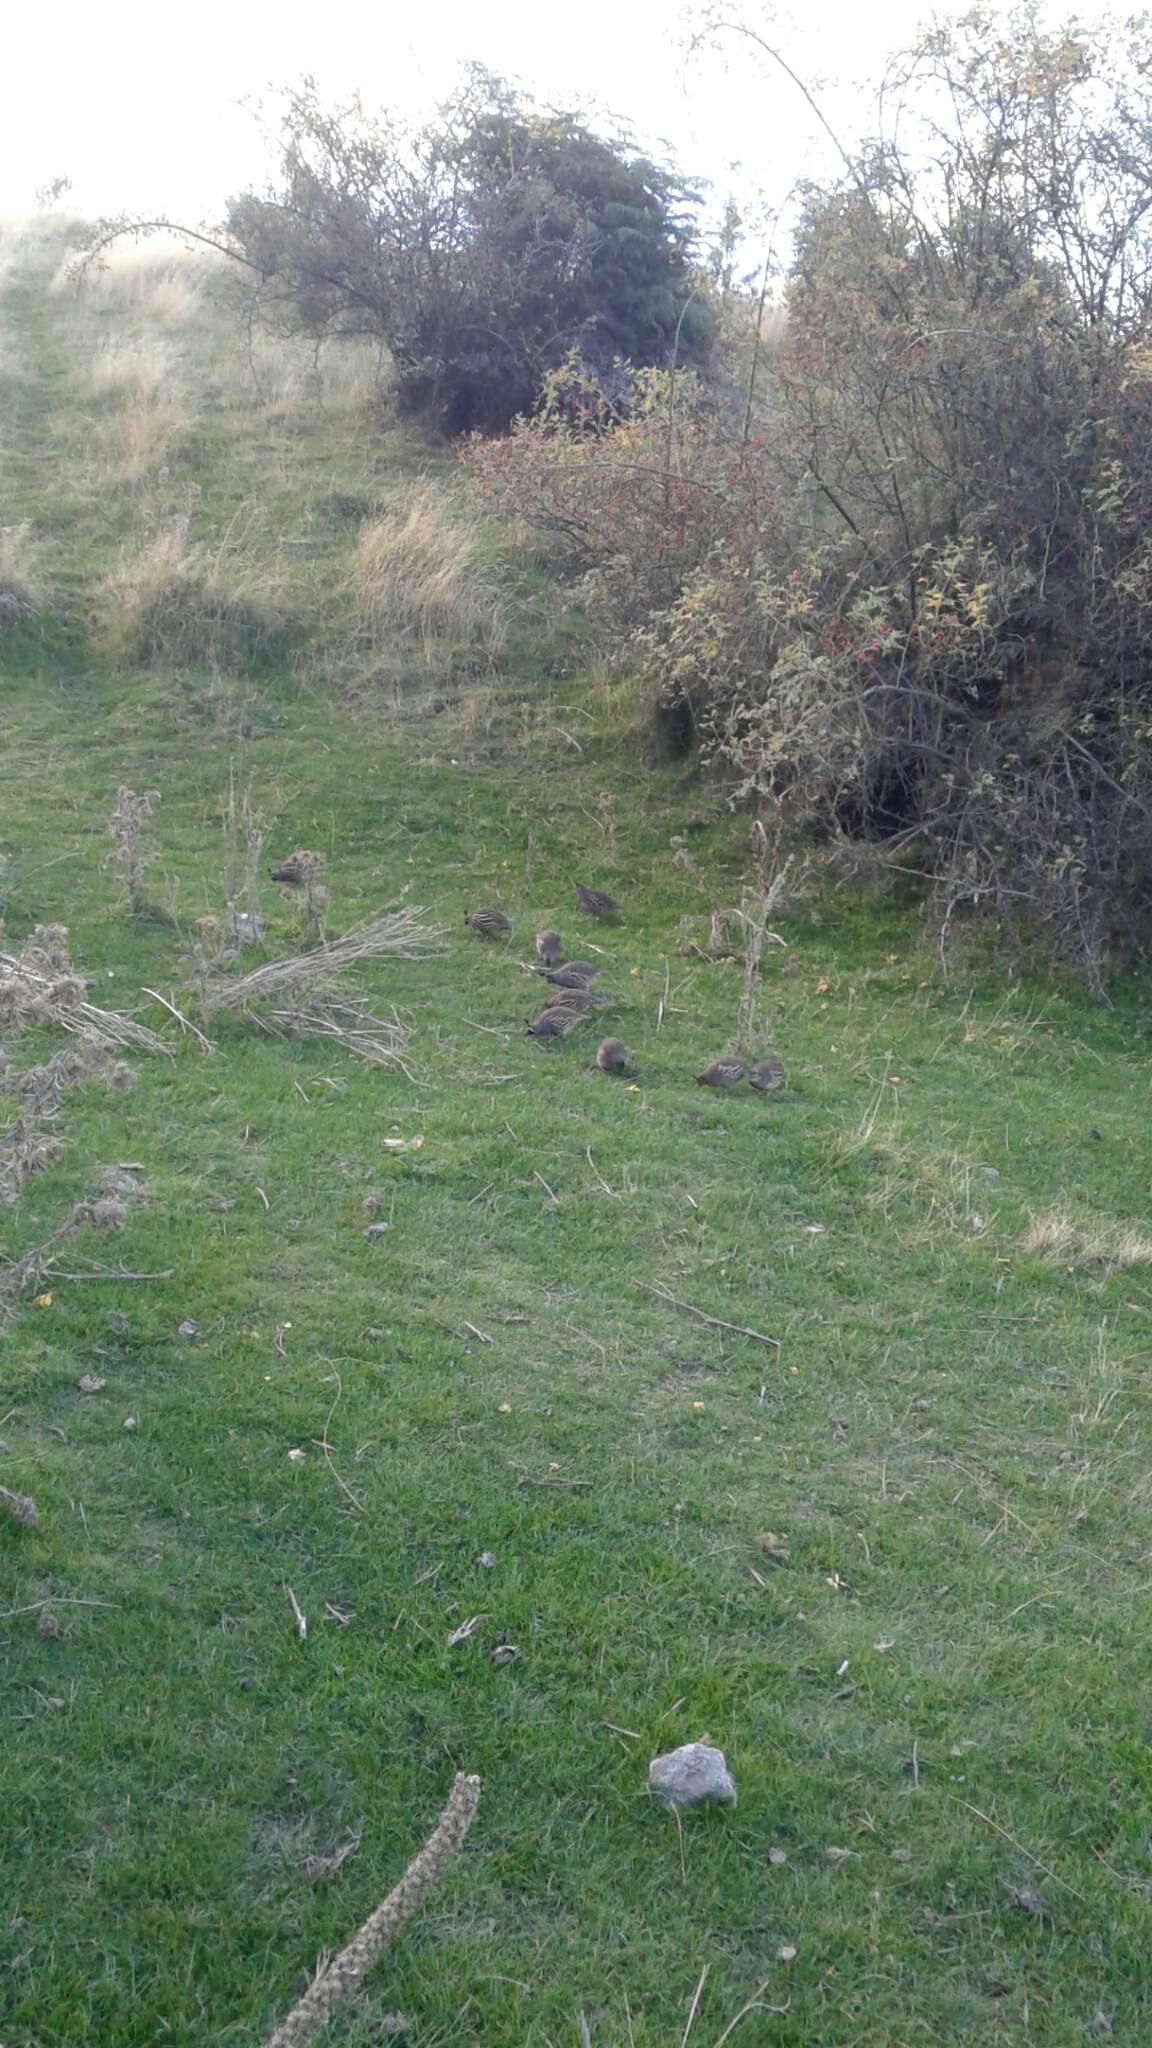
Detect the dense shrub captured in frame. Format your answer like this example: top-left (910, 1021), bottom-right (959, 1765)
top-left (224, 73), bottom-right (711, 435)
top-left (468, 8), bottom-right (1152, 984)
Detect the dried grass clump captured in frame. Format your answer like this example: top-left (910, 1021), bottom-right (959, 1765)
top-left (0, 1483), bottom-right (38, 1530)
top-left (198, 908), bottom-right (443, 1015)
top-left (349, 485), bottom-right (506, 670)
top-left (0, 925), bottom-right (169, 1055)
top-left (1022, 1210), bottom-right (1152, 1272)
top-left (0, 1036), bottom-right (135, 1203)
top-left (193, 907), bottom-right (443, 1069)
top-left (96, 520), bottom-right (290, 671)
top-left (0, 522), bottom-right (47, 628)
top-left (86, 339), bottom-right (173, 401)
top-left (251, 332), bottom-right (385, 419)
top-left (0, 1167), bottom-right (147, 1324)
top-left (60, 236), bottom-right (220, 318)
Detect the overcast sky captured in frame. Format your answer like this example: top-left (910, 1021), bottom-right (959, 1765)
top-left (3, 0), bottom-right (1106, 232)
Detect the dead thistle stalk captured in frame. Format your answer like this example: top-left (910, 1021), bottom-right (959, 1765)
top-left (260, 1771), bottom-right (480, 2048)
top-left (107, 786), bottom-right (160, 910)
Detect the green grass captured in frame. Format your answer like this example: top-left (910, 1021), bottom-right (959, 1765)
top-left (3, 225), bottom-right (1152, 2048)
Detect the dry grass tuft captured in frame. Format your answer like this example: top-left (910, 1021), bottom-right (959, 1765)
top-left (0, 925), bottom-right (170, 1056)
top-left (1022, 1209), bottom-right (1152, 1272)
top-left (0, 1483), bottom-right (38, 1530)
top-left (349, 485), bottom-right (506, 671)
top-left (0, 522), bottom-right (48, 628)
top-left (96, 519), bottom-right (290, 670)
top-left (191, 907), bottom-right (443, 1068)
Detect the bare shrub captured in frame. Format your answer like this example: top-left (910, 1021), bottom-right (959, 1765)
top-left (96, 518), bottom-right (291, 671)
top-left (106, 786), bottom-right (161, 908)
top-left (349, 485), bottom-right (506, 670)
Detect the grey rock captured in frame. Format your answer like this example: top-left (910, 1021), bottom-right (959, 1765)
top-left (648, 1741), bottom-right (737, 1811)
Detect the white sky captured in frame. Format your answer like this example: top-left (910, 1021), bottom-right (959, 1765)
top-left (3, 0), bottom-right (1108, 230)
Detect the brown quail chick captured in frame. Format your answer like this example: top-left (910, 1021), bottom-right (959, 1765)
top-left (748, 1055), bottom-right (786, 1094)
top-left (540, 960), bottom-right (599, 988)
top-left (696, 1055), bottom-right (745, 1090)
top-left (465, 907), bottom-right (513, 939)
top-left (270, 849), bottom-right (322, 886)
top-left (535, 930), bottom-right (564, 966)
top-left (574, 883), bottom-right (620, 918)
top-left (596, 1037), bottom-right (628, 1074)
top-left (526, 1006), bottom-right (581, 1037)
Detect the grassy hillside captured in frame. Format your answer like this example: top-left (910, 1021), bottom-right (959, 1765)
top-left (3, 220), bottom-right (1152, 2048)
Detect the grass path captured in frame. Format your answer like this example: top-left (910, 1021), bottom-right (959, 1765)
top-left (2, 235), bottom-right (1152, 2047)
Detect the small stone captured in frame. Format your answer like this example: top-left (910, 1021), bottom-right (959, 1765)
top-left (77, 1374), bottom-right (106, 1395)
top-left (768, 1846), bottom-right (788, 1866)
top-left (122, 1415), bottom-right (138, 1432)
top-left (648, 1741), bottom-right (737, 1811)
top-left (178, 1319), bottom-right (200, 1339)
top-left (477, 1551), bottom-right (497, 1568)
top-left (777, 1943), bottom-right (797, 1963)
top-left (363, 1221), bottom-right (391, 1239)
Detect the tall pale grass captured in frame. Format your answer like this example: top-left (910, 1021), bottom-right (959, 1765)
top-left (349, 485), bottom-right (506, 670)
top-left (96, 516), bottom-right (290, 670)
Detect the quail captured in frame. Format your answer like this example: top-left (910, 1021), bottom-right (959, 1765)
top-left (696, 1056), bottom-right (745, 1090)
top-left (465, 907), bottom-right (513, 939)
top-left (526, 1006), bottom-right (581, 1037)
top-left (269, 850), bottom-right (321, 886)
top-left (546, 985), bottom-right (611, 1012)
top-left (540, 960), bottom-right (600, 988)
top-left (575, 883), bottom-right (620, 918)
top-left (596, 1036), bottom-right (628, 1074)
top-left (535, 930), bottom-right (565, 966)
top-left (748, 1055), bottom-right (786, 1094)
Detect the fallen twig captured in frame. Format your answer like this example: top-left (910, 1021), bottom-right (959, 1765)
top-left (286, 1585), bottom-right (308, 1641)
top-left (642, 1283), bottom-right (781, 1351)
top-left (957, 1800), bottom-right (1087, 1903)
top-left (585, 1148), bottom-right (618, 1198)
top-left (681, 1965), bottom-right (710, 2048)
top-left (260, 1771), bottom-right (481, 2048)
top-left (0, 1596), bottom-right (121, 1621)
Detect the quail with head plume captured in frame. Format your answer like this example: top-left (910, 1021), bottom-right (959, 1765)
top-left (696, 1055), bottom-right (745, 1090)
top-left (539, 960), bottom-right (600, 988)
top-left (526, 1006), bottom-right (582, 1037)
top-left (575, 883), bottom-right (620, 918)
top-left (270, 850), bottom-right (322, 886)
top-left (465, 907), bottom-right (513, 939)
top-left (535, 930), bottom-right (564, 966)
top-left (596, 1037), bottom-right (628, 1074)
top-left (748, 1055), bottom-right (786, 1094)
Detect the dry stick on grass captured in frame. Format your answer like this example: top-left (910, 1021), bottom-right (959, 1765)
top-left (260, 1771), bottom-right (481, 2048)
top-left (681, 1965), bottom-right (710, 2048)
top-left (642, 1282), bottom-right (781, 1351)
